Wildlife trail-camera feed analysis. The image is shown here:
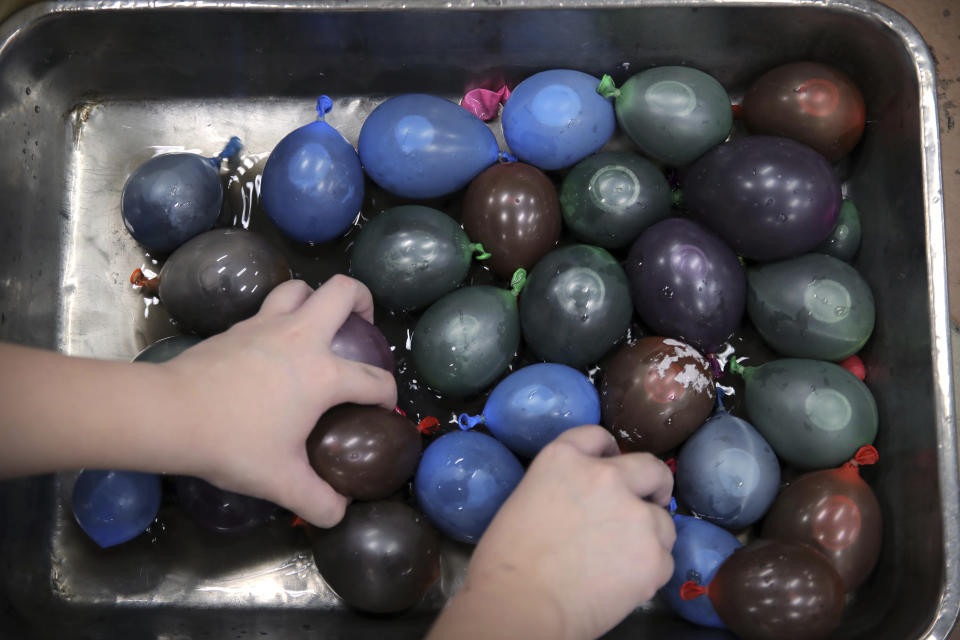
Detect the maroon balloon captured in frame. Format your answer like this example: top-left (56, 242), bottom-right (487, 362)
top-left (461, 162), bottom-right (562, 277)
top-left (626, 218), bottom-right (745, 353)
top-left (601, 337), bottom-right (716, 454)
top-left (683, 136), bottom-right (842, 261)
top-left (330, 312), bottom-right (394, 373)
top-left (762, 446), bottom-right (882, 591)
top-left (743, 61), bottom-right (866, 162)
top-left (684, 540), bottom-right (846, 640)
top-left (307, 405), bottom-right (421, 500)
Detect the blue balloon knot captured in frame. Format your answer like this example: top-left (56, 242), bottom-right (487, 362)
top-left (217, 136), bottom-right (244, 160)
top-left (458, 413), bottom-right (485, 430)
top-left (669, 496), bottom-right (678, 515)
top-left (498, 151), bottom-right (518, 163)
top-left (316, 95), bottom-right (334, 120)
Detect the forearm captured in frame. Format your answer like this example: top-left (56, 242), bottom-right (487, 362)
top-left (0, 343), bottom-right (196, 477)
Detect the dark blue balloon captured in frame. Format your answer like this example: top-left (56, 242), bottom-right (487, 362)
top-left (358, 94), bottom-right (501, 198)
top-left (414, 430), bottom-right (524, 544)
top-left (72, 470), bottom-right (163, 548)
top-left (661, 514), bottom-right (742, 628)
top-left (676, 409), bottom-right (781, 530)
top-left (261, 96), bottom-right (365, 243)
top-left (460, 363), bottom-right (600, 459)
top-left (502, 69), bottom-right (616, 170)
top-left (121, 138), bottom-right (240, 253)
top-left (174, 476), bottom-right (278, 534)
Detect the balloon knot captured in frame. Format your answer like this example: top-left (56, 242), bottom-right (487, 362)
top-left (458, 414), bottom-right (485, 431)
top-left (393, 405), bottom-right (407, 417)
top-left (498, 151), bottom-right (518, 164)
top-left (668, 496), bottom-right (678, 514)
top-left (461, 85), bottom-right (511, 121)
top-left (849, 445), bottom-right (879, 469)
top-left (470, 243), bottom-right (492, 261)
top-left (839, 354), bottom-right (866, 381)
top-left (665, 458), bottom-right (677, 475)
top-left (706, 354), bottom-right (723, 380)
top-left (728, 357), bottom-right (748, 377)
top-left (316, 95), bottom-right (334, 120)
top-left (130, 267), bottom-right (160, 294)
top-left (731, 103), bottom-right (743, 119)
top-left (680, 581), bottom-right (707, 601)
top-left (290, 515), bottom-right (308, 529)
top-left (217, 136), bottom-right (243, 160)
top-left (510, 268), bottom-right (527, 297)
top-left (672, 188), bottom-right (684, 208)
top-left (418, 416), bottom-right (441, 435)
top-left (596, 74), bottom-right (621, 99)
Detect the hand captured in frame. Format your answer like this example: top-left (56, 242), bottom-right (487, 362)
top-left (428, 426), bottom-right (675, 640)
top-left (160, 276), bottom-right (397, 527)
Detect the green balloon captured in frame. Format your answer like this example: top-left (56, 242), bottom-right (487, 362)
top-left (519, 244), bottom-right (633, 367)
top-left (737, 358), bottom-right (878, 469)
top-left (559, 152), bottom-right (672, 249)
top-left (747, 253), bottom-right (875, 361)
top-left (603, 66), bottom-right (732, 166)
top-left (350, 206), bottom-right (475, 312)
top-left (815, 199), bottom-right (862, 262)
top-left (411, 286), bottom-right (520, 397)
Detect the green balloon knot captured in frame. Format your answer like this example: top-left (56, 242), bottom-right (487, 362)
top-left (510, 268), bottom-right (527, 297)
top-left (672, 188), bottom-right (684, 208)
top-left (728, 357), bottom-right (749, 378)
top-left (470, 243), bottom-right (492, 261)
top-left (737, 255), bottom-right (746, 267)
top-left (597, 74), bottom-right (621, 99)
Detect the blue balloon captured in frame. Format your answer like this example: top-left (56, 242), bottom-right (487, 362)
top-left (459, 363), bottom-right (600, 459)
top-left (414, 430), bottom-right (524, 544)
top-left (261, 96), bottom-right (365, 243)
top-left (121, 137), bottom-right (241, 253)
top-left (358, 94), bottom-right (501, 198)
top-left (676, 409), bottom-right (781, 530)
top-left (72, 470), bottom-right (163, 548)
top-left (502, 69), bottom-right (616, 170)
top-left (661, 513), bottom-right (742, 628)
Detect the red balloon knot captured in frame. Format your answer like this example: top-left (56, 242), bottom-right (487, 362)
top-left (680, 581), bottom-right (707, 600)
top-left (393, 406), bottom-right (407, 417)
top-left (852, 445), bottom-right (879, 467)
top-left (290, 515), bottom-right (308, 529)
top-left (417, 416), bottom-right (441, 434)
top-left (839, 354), bottom-right (866, 381)
top-left (731, 104), bottom-right (743, 119)
top-left (665, 458), bottom-right (678, 474)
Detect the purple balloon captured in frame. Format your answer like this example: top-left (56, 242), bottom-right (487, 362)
top-left (626, 218), bottom-right (745, 353)
top-left (683, 136), bottom-right (841, 261)
top-left (175, 476), bottom-right (278, 534)
top-left (330, 313), bottom-right (394, 373)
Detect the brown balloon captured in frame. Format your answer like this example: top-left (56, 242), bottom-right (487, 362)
top-left (743, 61), bottom-right (866, 162)
top-left (600, 337), bottom-right (716, 454)
top-left (461, 162), bottom-right (562, 277)
top-left (307, 405), bottom-right (422, 500)
top-left (707, 540), bottom-right (846, 640)
top-left (762, 451), bottom-right (882, 591)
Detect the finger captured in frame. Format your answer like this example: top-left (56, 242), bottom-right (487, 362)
top-left (648, 502), bottom-right (678, 552)
top-left (609, 453), bottom-right (675, 507)
top-left (258, 279), bottom-right (314, 316)
top-left (327, 359), bottom-right (398, 410)
top-left (298, 275), bottom-right (376, 339)
top-left (551, 425), bottom-right (620, 458)
top-left (278, 459), bottom-right (350, 528)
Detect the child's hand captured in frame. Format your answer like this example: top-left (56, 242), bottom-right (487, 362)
top-left (429, 425), bottom-right (676, 640)
top-left (161, 276), bottom-right (397, 528)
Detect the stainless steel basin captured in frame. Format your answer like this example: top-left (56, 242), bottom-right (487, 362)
top-left (0, 0), bottom-right (955, 638)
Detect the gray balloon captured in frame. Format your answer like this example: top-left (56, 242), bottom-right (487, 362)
top-left (747, 253), bottom-right (875, 361)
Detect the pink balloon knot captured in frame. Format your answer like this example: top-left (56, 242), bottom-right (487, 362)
top-left (461, 85), bottom-right (511, 121)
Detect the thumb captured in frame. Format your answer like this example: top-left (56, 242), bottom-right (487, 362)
top-left (278, 460), bottom-right (350, 528)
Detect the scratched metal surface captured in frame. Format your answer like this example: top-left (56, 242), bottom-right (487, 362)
top-left (0, 1), bottom-right (954, 639)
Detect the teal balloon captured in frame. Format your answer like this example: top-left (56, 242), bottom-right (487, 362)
top-left (747, 253), bottom-right (875, 361)
top-left (519, 244), bottom-right (633, 367)
top-left (815, 199), bottom-right (862, 262)
top-left (739, 358), bottom-right (878, 469)
top-left (559, 152), bottom-right (672, 249)
top-left (350, 206), bottom-right (474, 312)
top-left (412, 286), bottom-right (520, 397)
top-left (611, 66), bottom-right (732, 166)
